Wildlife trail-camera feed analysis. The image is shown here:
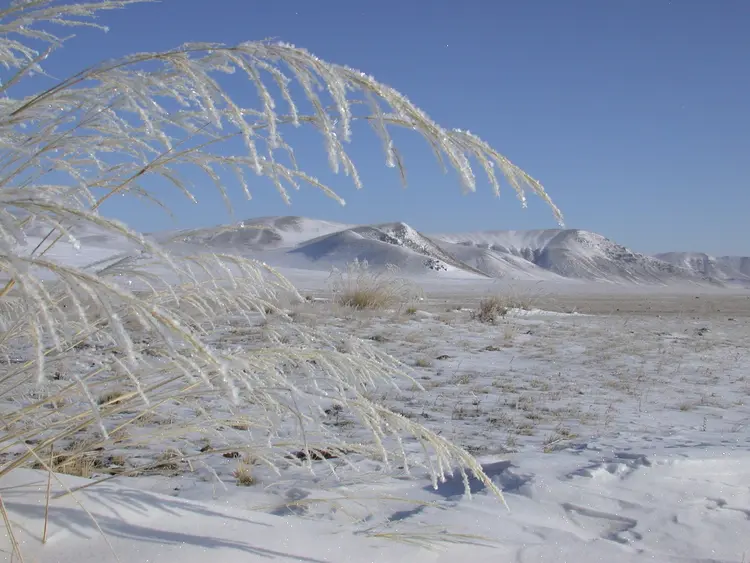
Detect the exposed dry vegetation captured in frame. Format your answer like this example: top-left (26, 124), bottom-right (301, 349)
top-left (471, 295), bottom-right (531, 324)
top-left (232, 461), bottom-right (256, 486)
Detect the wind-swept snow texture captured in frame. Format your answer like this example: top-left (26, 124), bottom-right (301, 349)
top-left (4, 449), bottom-right (749, 563)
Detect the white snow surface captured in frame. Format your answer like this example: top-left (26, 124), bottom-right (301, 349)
top-left (6, 447), bottom-right (750, 562)
top-left (4, 290), bottom-right (750, 562)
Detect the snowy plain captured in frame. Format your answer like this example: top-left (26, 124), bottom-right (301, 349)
top-left (2, 218), bottom-right (749, 563)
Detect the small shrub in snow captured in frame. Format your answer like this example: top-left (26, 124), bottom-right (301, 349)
top-left (471, 296), bottom-right (510, 323)
top-left (471, 295), bottom-right (531, 324)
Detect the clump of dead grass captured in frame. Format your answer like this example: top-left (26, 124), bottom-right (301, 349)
top-left (471, 285), bottom-right (542, 324)
top-left (328, 259), bottom-right (422, 311)
top-left (233, 454), bottom-right (257, 486)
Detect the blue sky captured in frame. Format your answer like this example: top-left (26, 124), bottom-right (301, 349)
top-left (30, 0), bottom-right (750, 255)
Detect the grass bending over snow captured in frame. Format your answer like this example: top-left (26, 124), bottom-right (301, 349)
top-left (0, 0), bottom-right (560, 556)
top-left (0, 0), bottom-right (563, 557)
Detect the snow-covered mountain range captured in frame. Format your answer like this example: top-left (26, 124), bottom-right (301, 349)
top-left (19, 215), bottom-right (746, 287)
top-left (156, 216), bottom-right (746, 287)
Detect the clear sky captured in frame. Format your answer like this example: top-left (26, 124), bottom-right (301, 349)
top-left (33, 0), bottom-right (750, 255)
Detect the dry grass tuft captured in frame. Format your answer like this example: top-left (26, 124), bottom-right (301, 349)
top-left (156, 449), bottom-right (183, 473)
top-left (97, 389), bottom-right (128, 406)
top-left (329, 260), bottom-right (422, 311)
top-left (233, 458), bottom-right (256, 486)
top-left (471, 297), bottom-right (509, 324)
top-left (44, 452), bottom-right (98, 478)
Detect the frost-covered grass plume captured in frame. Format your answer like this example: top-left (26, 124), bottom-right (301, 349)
top-left (0, 1), bottom-right (564, 558)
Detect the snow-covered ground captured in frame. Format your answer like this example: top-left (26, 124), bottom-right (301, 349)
top-left (3, 218), bottom-right (749, 562)
top-left (3, 274), bottom-right (749, 562)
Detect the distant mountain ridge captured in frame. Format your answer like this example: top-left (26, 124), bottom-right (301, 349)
top-left (154, 216), bottom-right (734, 287)
top-left (18, 214), bottom-right (745, 287)
top-left (654, 252), bottom-right (750, 287)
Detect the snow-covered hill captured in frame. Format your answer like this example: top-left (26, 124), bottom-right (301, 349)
top-left (288, 222), bottom-right (488, 276)
top-left (11, 218), bottom-right (146, 274)
top-left (654, 252), bottom-right (750, 287)
top-left (160, 216), bottom-right (352, 250)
